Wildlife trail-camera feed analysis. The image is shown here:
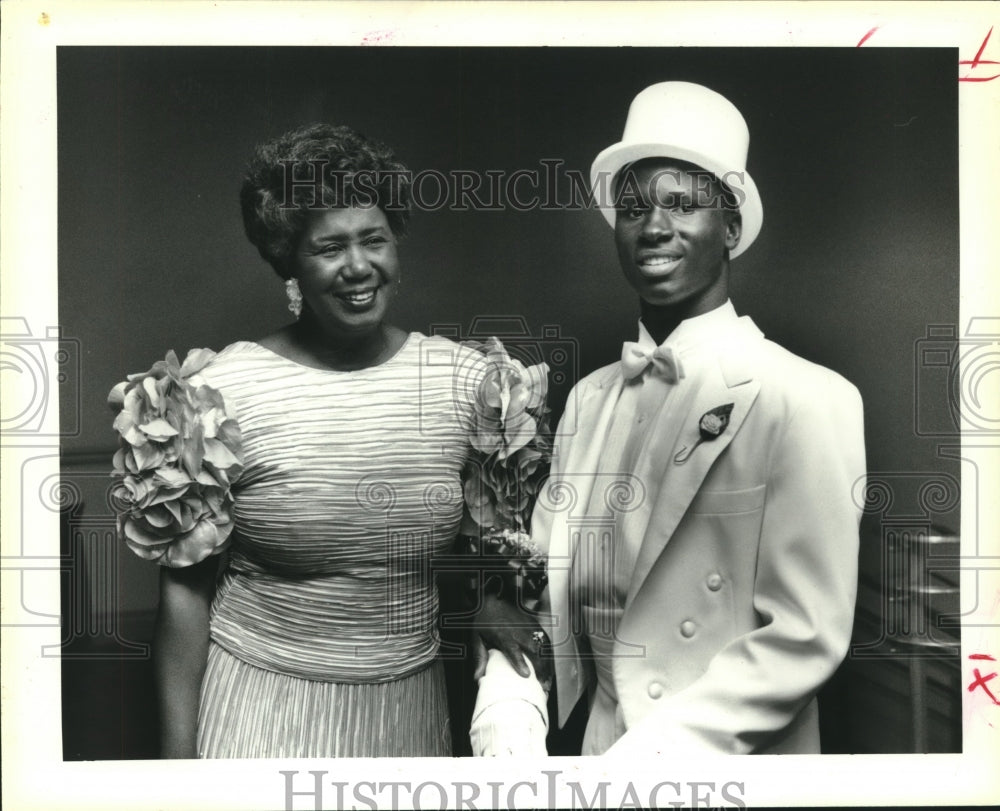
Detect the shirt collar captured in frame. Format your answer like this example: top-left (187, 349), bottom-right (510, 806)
top-left (636, 300), bottom-right (739, 356)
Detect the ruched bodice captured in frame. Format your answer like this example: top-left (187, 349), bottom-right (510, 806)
top-left (193, 333), bottom-right (484, 757)
top-left (200, 334), bottom-right (480, 682)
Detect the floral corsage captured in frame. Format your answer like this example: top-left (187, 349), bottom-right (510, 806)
top-left (463, 338), bottom-right (553, 757)
top-left (462, 338), bottom-right (552, 610)
top-left (108, 348), bottom-right (243, 568)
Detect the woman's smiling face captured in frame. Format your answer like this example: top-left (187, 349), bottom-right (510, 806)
top-left (291, 205), bottom-right (401, 338)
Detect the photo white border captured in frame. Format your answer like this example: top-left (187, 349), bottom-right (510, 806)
top-left (2, 1), bottom-right (998, 808)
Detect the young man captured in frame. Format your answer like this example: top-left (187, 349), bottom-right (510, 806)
top-left (484, 81), bottom-right (867, 756)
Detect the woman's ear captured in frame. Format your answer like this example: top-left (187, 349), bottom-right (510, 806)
top-left (274, 256), bottom-right (293, 281)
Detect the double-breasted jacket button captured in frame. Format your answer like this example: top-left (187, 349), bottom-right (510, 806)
top-left (706, 573), bottom-right (723, 591)
top-left (648, 681), bottom-right (664, 699)
top-left (680, 620), bottom-right (697, 638)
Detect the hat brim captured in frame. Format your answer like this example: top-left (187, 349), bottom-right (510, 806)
top-left (590, 142), bottom-right (762, 259)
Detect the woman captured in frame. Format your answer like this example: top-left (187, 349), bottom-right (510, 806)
top-left (147, 123), bottom-right (485, 758)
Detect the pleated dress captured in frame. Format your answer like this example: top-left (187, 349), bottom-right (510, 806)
top-left (194, 334), bottom-right (483, 758)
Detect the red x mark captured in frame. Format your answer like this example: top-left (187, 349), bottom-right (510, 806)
top-left (968, 654), bottom-right (1000, 704)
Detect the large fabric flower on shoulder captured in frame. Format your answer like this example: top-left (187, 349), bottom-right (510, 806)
top-left (471, 338), bottom-right (549, 461)
top-left (109, 348), bottom-right (243, 567)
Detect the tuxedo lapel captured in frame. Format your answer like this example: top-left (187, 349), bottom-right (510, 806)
top-left (624, 355), bottom-right (761, 609)
top-left (543, 373), bottom-right (620, 610)
top-left (547, 372), bottom-right (623, 561)
top-left (543, 369), bottom-right (628, 727)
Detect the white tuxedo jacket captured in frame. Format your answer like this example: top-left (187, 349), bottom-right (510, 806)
top-left (533, 316), bottom-right (866, 755)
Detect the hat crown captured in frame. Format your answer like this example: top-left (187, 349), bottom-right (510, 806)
top-left (589, 80), bottom-right (763, 259)
top-left (620, 82), bottom-right (749, 174)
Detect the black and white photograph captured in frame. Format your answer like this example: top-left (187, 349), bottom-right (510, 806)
top-left (2, 2), bottom-right (998, 809)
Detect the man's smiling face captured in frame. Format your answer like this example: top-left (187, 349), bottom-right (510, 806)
top-left (614, 158), bottom-right (741, 316)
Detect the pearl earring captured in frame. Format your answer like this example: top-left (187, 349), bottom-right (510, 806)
top-left (285, 278), bottom-right (303, 318)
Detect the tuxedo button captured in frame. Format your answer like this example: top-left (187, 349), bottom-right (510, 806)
top-left (647, 681), bottom-right (664, 699)
top-left (707, 573), bottom-right (723, 591)
top-left (680, 620), bottom-right (697, 638)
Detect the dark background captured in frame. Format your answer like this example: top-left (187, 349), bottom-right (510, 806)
top-left (58, 46), bottom-right (962, 758)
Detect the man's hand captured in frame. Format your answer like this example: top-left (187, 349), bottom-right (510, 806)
top-left (472, 593), bottom-right (552, 688)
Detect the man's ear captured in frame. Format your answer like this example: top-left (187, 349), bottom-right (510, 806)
top-left (724, 211), bottom-right (742, 252)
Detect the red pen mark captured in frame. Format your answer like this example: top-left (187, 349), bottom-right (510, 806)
top-left (361, 29), bottom-right (395, 46)
top-left (857, 26), bottom-right (880, 48)
top-left (968, 654), bottom-right (1000, 705)
top-left (858, 25), bottom-right (1000, 82)
top-left (959, 27), bottom-right (1000, 82)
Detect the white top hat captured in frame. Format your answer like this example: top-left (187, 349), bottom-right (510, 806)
top-left (590, 81), bottom-right (763, 259)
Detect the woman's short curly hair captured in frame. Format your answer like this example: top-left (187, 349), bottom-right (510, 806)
top-left (240, 123), bottom-right (412, 277)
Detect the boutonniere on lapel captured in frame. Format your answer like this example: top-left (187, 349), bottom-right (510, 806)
top-left (673, 403), bottom-right (735, 465)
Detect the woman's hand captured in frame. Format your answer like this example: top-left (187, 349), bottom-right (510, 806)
top-left (472, 593), bottom-right (552, 688)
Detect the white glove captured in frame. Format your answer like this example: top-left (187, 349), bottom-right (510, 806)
top-left (470, 648), bottom-right (549, 756)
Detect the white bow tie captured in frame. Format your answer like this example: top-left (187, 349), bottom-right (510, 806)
top-left (621, 341), bottom-right (685, 383)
